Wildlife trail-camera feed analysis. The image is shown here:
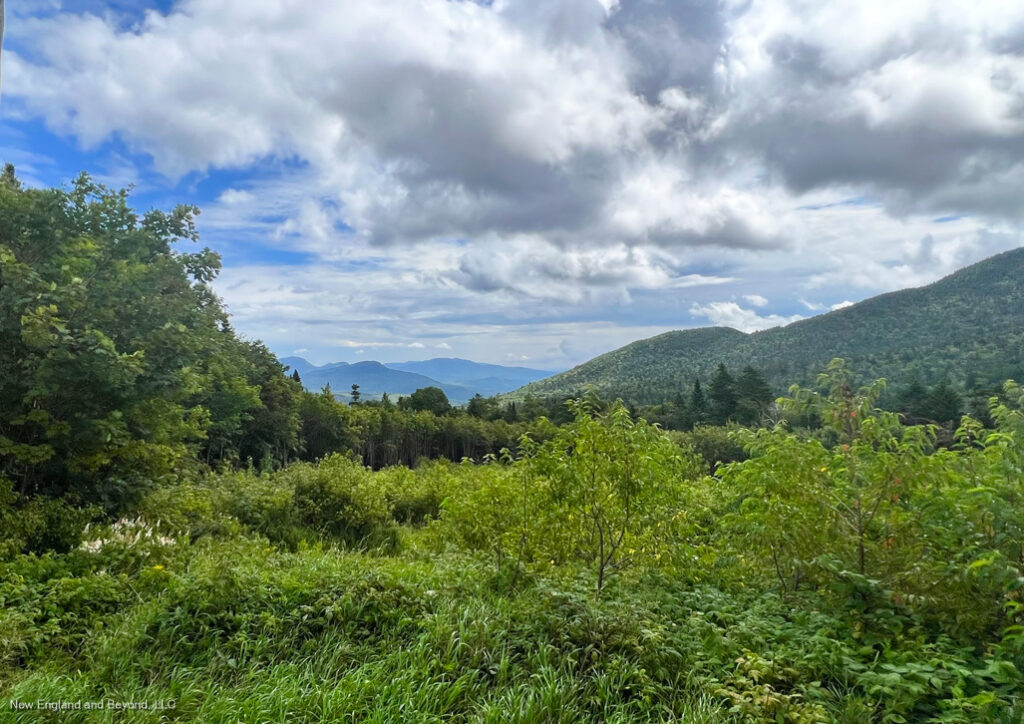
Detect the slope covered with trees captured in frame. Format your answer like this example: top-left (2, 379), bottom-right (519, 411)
top-left (515, 249), bottom-right (1024, 404)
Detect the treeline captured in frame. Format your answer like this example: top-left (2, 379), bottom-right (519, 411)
top-left (508, 364), bottom-right (992, 433)
top-left (297, 386), bottom-right (552, 469)
top-left (0, 171), bottom-right (543, 512)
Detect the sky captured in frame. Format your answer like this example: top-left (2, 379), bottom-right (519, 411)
top-left (3, 0), bottom-right (1024, 369)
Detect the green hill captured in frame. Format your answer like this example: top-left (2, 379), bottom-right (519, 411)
top-left (514, 247), bottom-right (1024, 404)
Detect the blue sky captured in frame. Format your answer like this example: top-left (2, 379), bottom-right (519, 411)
top-left (4, 0), bottom-right (1023, 368)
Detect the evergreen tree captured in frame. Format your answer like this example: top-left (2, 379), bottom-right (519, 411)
top-left (467, 393), bottom-right (488, 418)
top-left (350, 383), bottom-right (361, 405)
top-left (921, 382), bottom-right (963, 424)
top-left (709, 364), bottom-right (737, 425)
top-left (667, 392), bottom-right (688, 430)
top-left (291, 369), bottom-right (302, 384)
top-left (897, 379), bottom-right (929, 423)
top-left (734, 366), bottom-right (772, 426)
top-left (686, 379), bottom-right (708, 429)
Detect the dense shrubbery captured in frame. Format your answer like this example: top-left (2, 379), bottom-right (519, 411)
top-left (3, 362), bottom-right (1024, 721)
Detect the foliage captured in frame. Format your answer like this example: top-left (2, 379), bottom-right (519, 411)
top-left (433, 400), bottom-right (704, 593)
top-left (0, 170), bottom-right (302, 509)
top-left (398, 386), bottom-right (452, 416)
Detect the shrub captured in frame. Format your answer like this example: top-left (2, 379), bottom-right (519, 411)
top-left (671, 425), bottom-right (748, 472)
top-left (378, 460), bottom-right (457, 525)
top-left (0, 483), bottom-right (100, 558)
top-left (282, 454), bottom-right (392, 548)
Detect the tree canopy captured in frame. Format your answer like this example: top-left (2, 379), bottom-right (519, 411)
top-left (0, 170), bottom-right (301, 508)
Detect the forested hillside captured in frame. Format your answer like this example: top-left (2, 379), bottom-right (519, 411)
top-left (516, 250), bottom-right (1024, 404)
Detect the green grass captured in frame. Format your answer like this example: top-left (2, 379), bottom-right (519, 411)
top-left (1, 540), bottom-right (737, 723)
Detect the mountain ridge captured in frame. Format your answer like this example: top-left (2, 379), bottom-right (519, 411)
top-left (279, 356), bottom-right (556, 403)
top-left (511, 247), bottom-right (1024, 404)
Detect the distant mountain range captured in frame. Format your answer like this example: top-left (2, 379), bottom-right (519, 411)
top-left (279, 356), bottom-right (557, 404)
top-left (511, 247), bottom-right (1024, 404)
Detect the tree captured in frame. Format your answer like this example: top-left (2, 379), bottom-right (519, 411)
top-left (722, 359), bottom-right (929, 590)
top-left (921, 382), bottom-right (963, 425)
top-left (734, 366), bottom-right (772, 426)
top-left (398, 387), bottom-right (451, 416)
top-left (234, 342), bottom-right (303, 468)
top-left (291, 369), bottom-right (302, 384)
top-left (350, 383), bottom-right (361, 405)
top-left (686, 379), bottom-right (708, 429)
top-left (526, 399), bottom-right (701, 592)
top-left (0, 170), bottom-right (298, 508)
top-left (467, 393), bottom-right (497, 419)
top-left (709, 364), bottom-right (737, 425)
top-left (298, 389), bottom-right (358, 461)
top-left (897, 379), bottom-right (929, 423)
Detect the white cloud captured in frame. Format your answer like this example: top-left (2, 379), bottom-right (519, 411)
top-left (218, 188), bottom-right (255, 206)
top-left (7, 0), bottom-right (1024, 367)
top-left (689, 302), bottom-right (804, 333)
top-left (830, 300), bottom-right (855, 310)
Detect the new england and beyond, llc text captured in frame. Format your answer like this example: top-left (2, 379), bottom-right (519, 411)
top-left (9, 699), bottom-right (177, 711)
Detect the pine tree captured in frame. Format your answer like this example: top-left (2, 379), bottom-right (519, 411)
top-left (709, 364), bottom-right (737, 425)
top-left (734, 366), bottom-right (772, 425)
top-left (897, 380), bottom-right (929, 423)
top-left (921, 382), bottom-right (962, 424)
top-left (687, 379), bottom-right (708, 429)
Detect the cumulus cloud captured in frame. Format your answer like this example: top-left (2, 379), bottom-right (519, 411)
top-left (689, 302), bottom-right (804, 333)
top-left (6, 0), bottom-right (1024, 365)
top-left (718, 0), bottom-right (1024, 219)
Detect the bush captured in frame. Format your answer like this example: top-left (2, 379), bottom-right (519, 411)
top-left (0, 483), bottom-right (100, 558)
top-left (671, 425), bottom-right (748, 472)
top-left (284, 454), bottom-right (392, 547)
top-left (135, 455), bottom-right (397, 550)
top-left (378, 460), bottom-right (457, 525)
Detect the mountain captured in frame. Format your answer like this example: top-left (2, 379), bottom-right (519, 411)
top-left (279, 356), bottom-right (319, 376)
top-left (280, 357), bottom-right (554, 403)
top-left (295, 361), bottom-right (476, 403)
top-left (513, 247), bottom-right (1024, 404)
top-left (386, 358), bottom-right (554, 396)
